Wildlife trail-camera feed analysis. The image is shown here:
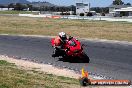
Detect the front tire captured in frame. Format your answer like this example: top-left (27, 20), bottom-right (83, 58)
top-left (82, 53), bottom-right (90, 63)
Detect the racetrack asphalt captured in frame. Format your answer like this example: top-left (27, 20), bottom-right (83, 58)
top-left (0, 35), bottom-right (132, 81)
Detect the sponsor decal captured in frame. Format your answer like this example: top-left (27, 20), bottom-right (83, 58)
top-left (52, 16), bottom-right (61, 19)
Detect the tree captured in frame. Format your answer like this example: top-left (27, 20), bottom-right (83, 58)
top-left (0, 5), bottom-right (5, 11)
top-left (91, 7), bottom-right (109, 13)
top-left (8, 3), bottom-right (14, 9)
top-left (113, 0), bottom-right (124, 5)
top-left (91, 7), bottom-right (101, 13)
top-left (14, 3), bottom-right (23, 10)
top-left (69, 5), bottom-right (76, 14)
top-left (27, 4), bottom-right (33, 11)
top-left (14, 3), bottom-right (27, 11)
top-left (125, 3), bottom-right (131, 6)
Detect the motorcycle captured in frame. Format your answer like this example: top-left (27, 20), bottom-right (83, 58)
top-left (51, 36), bottom-right (90, 62)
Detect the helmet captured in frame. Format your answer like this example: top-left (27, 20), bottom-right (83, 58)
top-left (59, 32), bottom-right (67, 40)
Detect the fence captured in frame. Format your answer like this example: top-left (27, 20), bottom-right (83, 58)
top-left (61, 15), bottom-right (132, 22)
top-left (19, 14), bottom-right (132, 22)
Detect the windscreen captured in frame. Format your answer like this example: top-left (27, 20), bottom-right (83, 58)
top-left (69, 40), bottom-right (76, 46)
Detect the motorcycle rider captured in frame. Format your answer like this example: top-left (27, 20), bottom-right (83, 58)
top-left (54, 32), bottom-right (67, 46)
top-left (52, 32), bottom-right (68, 57)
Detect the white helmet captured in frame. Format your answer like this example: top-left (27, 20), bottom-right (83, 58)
top-left (59, 32), bottom-right (67, 40)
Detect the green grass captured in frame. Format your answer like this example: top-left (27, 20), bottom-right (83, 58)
top-left (0, 15), bottom-right (132, 41)
top-left (0, 60), bottom-right (79, 88)
top-left (0, 11), bottom-right (38, 14)
top-left (0, 60), bottom-right (15, 66)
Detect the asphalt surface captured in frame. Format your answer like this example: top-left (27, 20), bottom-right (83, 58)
top-left (0, 35), bottom-right (132, 80)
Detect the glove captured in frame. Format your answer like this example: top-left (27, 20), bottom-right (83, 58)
top-left (69, 36), bottom-right (73, 40)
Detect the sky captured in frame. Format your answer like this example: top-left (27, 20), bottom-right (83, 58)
top-left (28, 0), bottom-right (132, 7)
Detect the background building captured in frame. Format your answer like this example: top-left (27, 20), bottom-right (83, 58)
top-left (108, 4), bottom-right (132, 17)
top-left (113, 7), bottom-right (132, 17)
top-left (109, 4), bottom-right (130, 13)
top-left (76, 2), bottom-right (90, 15)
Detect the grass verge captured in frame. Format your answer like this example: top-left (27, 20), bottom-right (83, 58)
top-left (0, 15), bottom-right (132, 41)
top-left (0, 11), bottom-right (38, 14)
top-left (0, 60), bottom-right (79, 88)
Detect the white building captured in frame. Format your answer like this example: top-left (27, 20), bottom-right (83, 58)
top-left (113, 7), bottom-right (132, 17)
top-left (109, 5), bottom-right (130, 13)
top-left (76, 2), bottom-right (90, 15)
top-left (108, 5), bottom-right (132, 17)
top-left (0, 8), bottom-right (14, 11)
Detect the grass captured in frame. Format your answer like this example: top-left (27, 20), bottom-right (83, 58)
top-left (0, 11), bottom-right (38, 14)
top-left (0, 15), bottom-right (132, 41)
top-left (0, 60), bottom-right (79, 88)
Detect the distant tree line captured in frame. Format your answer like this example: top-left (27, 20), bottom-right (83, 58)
top-left (113, 0), bottom-right (131, 5)
top-left (91, 7), bottom-right (109, 13)
top-left (0, 3), bottom-right (76, 14)
top-left (0, 3), bottom-right (31, 11)
top-left (39, 5), bottom-right (76, 12)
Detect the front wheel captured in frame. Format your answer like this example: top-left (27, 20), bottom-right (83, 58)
top-left (82, 53), bottom-right (90, 63)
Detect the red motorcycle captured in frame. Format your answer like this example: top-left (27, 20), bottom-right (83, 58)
top-left (51, 37), bottom-right (90, 62)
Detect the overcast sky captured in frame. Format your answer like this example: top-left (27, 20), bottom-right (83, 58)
top-left (28, 0), bottom-right (132, 7)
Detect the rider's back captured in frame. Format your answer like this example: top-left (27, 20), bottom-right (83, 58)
top-left (54, 36), bottom-right (61, 46)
